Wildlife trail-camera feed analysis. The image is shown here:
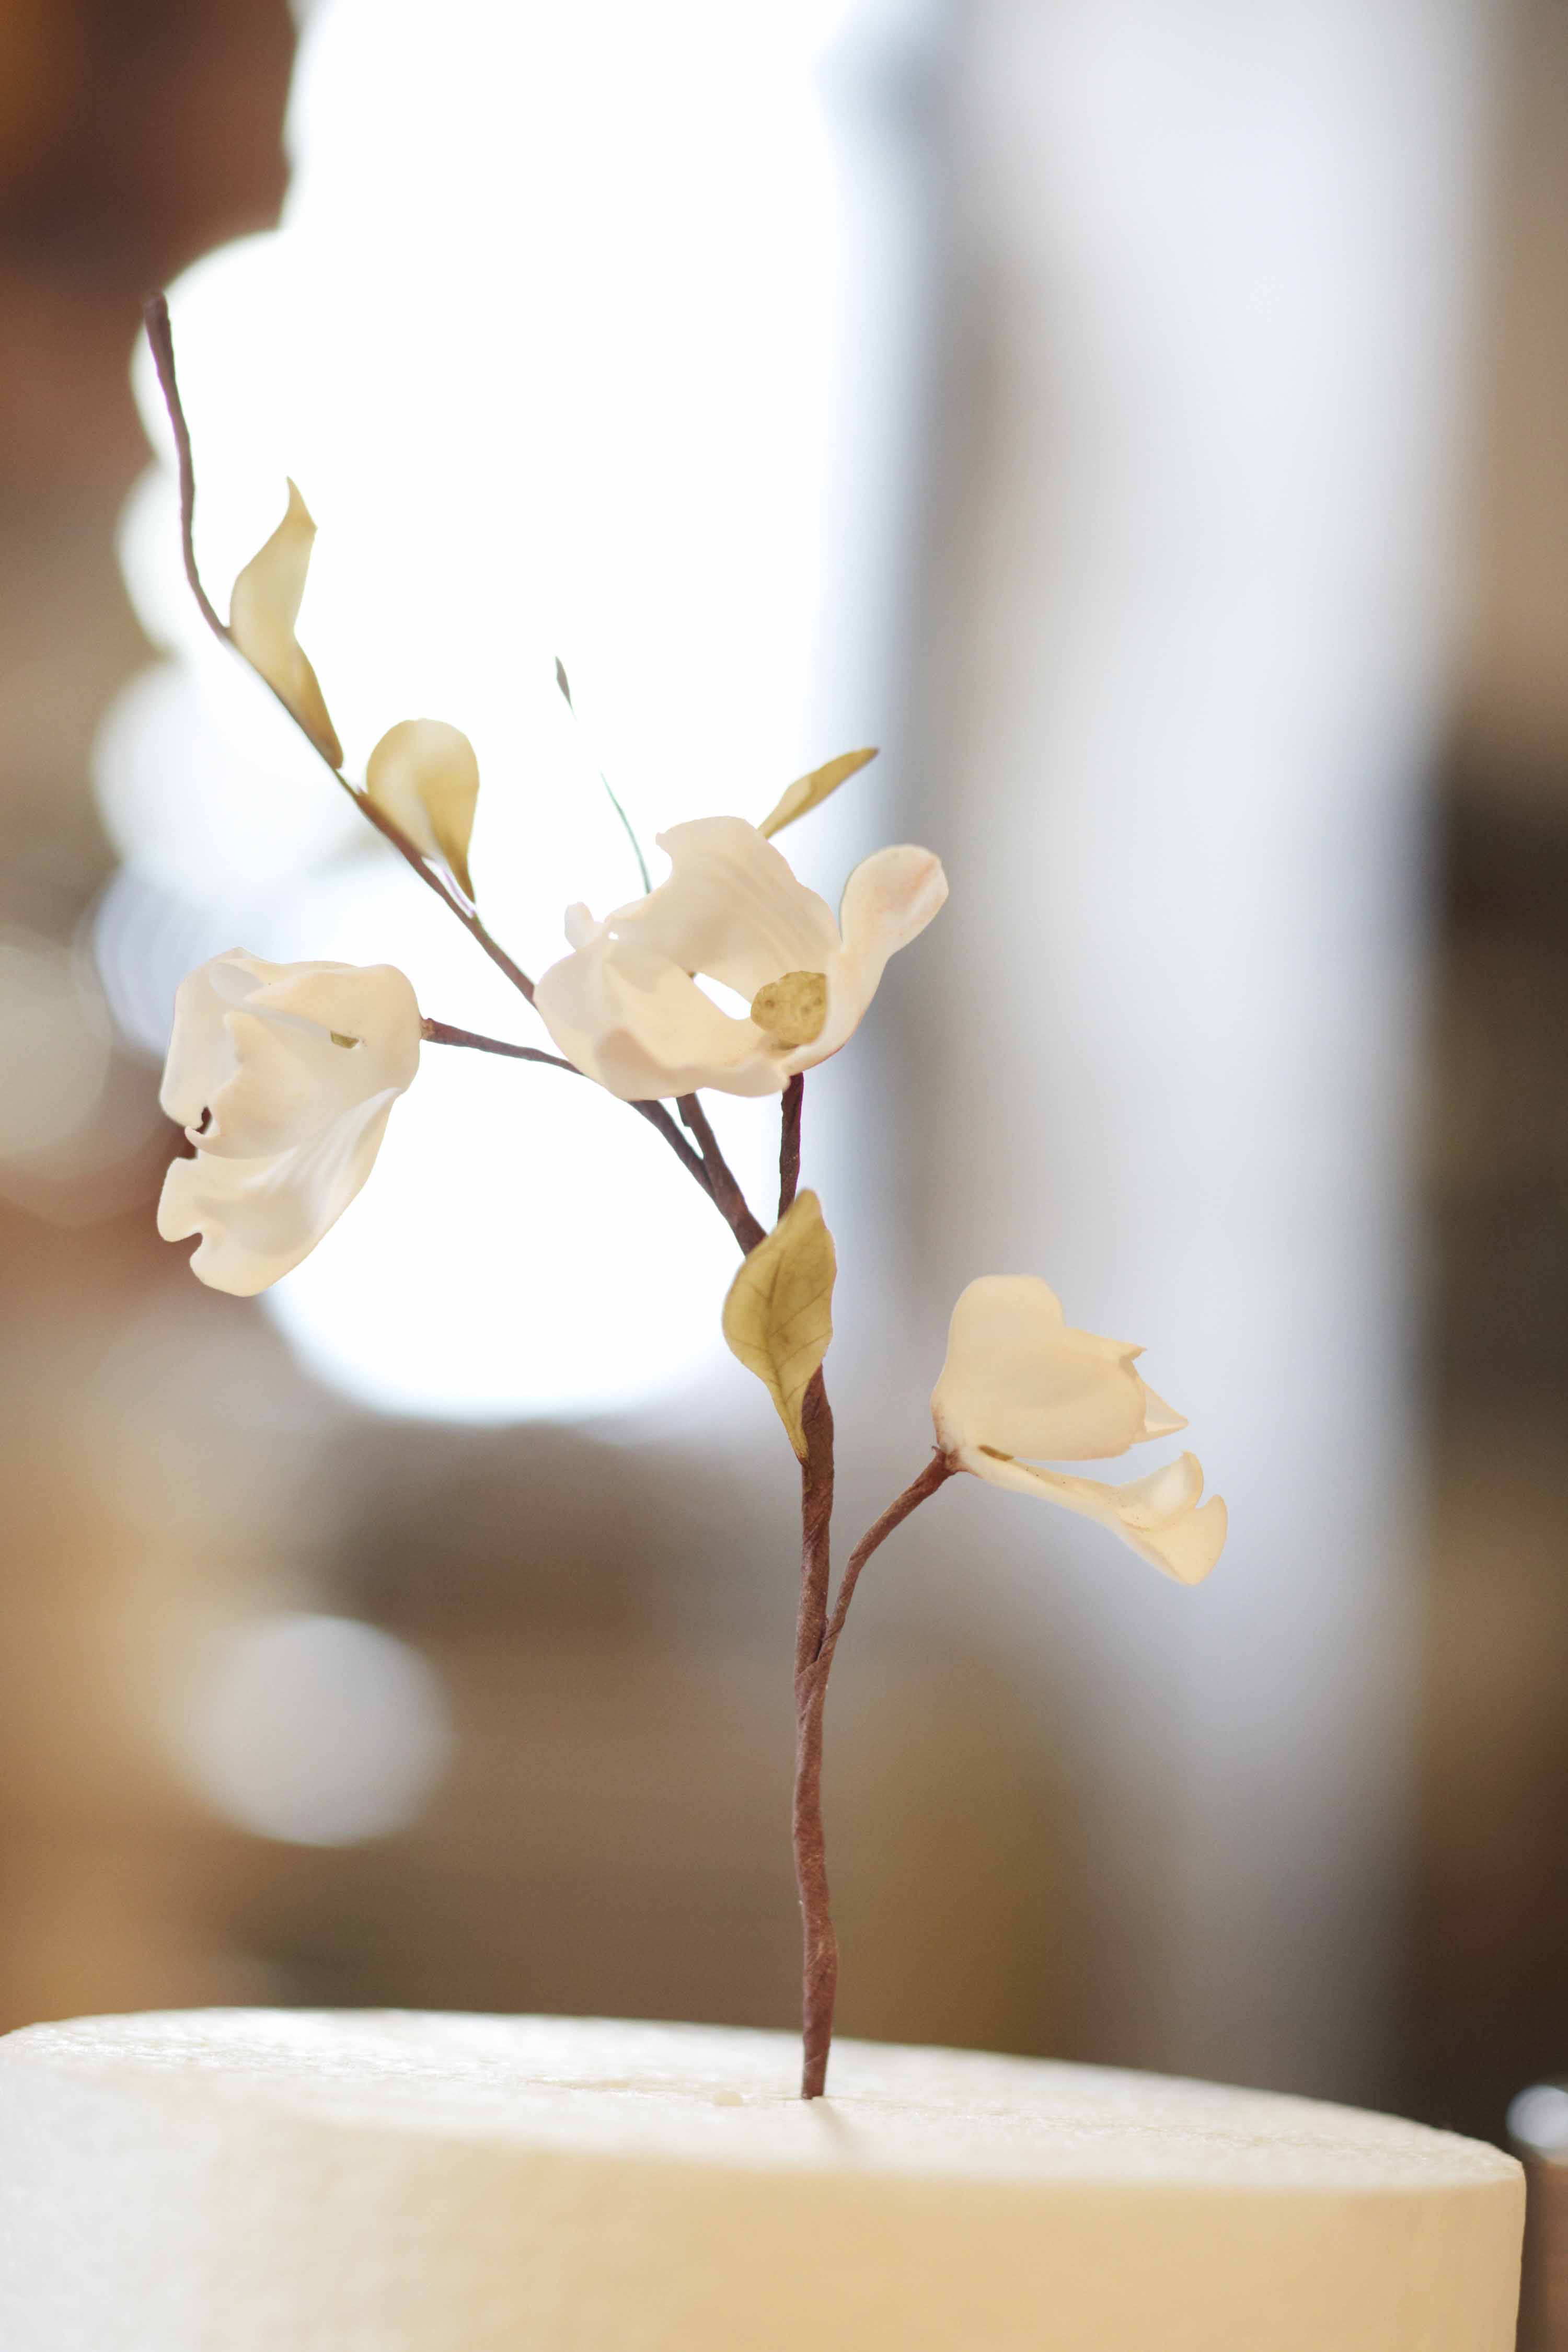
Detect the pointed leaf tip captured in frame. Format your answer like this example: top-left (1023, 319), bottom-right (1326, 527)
top-left (759, 746), bottom-right (878, 840)
top-left (228, 481), bottom-right (343, 768)
top-left (721, 1190), bottom-right (837, 1457)
top-left (555, 656), bottom-right (573, 705)
top-left (366, 718), bottom-right (481, 899)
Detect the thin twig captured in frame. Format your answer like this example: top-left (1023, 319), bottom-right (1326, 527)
top-left (779, 1073), bottom-right (803, 1216)
top-left (144, 295), bottom-right (228, 642)
top-left (814, 1451), bottom-right (955, 1680)
top-left (142, 296), bottom-right (539, 1010)
top-left (794, 1448), bottom-right (954, 2100)
top-left (676, 1092), bottom-right (767, 1253)
top-left (416, 1016), bottom-right (710, 1185)
top-left (633, 1101), bottom-right (716, 1194)
top-left (761, 1074), bottom-right (848, 2100)
top-left (793, 1368), bottom-right (837, 2097)
top-left (421, 1017), bottom-right (577, 1071)
top-left (421, 1021), bottom-right (713, 1194)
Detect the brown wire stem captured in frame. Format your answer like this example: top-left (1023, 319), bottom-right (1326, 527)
top-left (421, 1021), bottom-right (712, 1195)
top-left (142, 295), bottom-right (538, 1011)
top-left (816, 1451), bottom-right (955, 1682)
top-left (778, 1072), bottom-right (803, 1215)
top-left (420, 1017), bottom-right (575, 1070)
top-left (794, 1448), bottom-right (955, 2099)
top-left (144, 295), bottom-right (228, 642)
top-left (792, 1367), bottom-right (838, 2096)
top-left (675, 1092), bottom-right (767, 1252)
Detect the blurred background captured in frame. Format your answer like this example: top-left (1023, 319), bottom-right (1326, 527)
top-left (1, 0), bottom-right (1566, 2320)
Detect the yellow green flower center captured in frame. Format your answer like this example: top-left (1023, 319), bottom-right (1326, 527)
top-left (750, 970), bottom-right (828, 1049)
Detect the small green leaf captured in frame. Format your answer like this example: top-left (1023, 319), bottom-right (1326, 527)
top-left (228, 480), bottom-right (343, 768)
top-left (721, 1190), bottom-right (836, 1458)
top-left (758, 746), bottom-right (878, 841)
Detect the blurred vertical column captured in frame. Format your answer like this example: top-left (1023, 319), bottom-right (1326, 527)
top-left (0, 0), bottom-right (298, 2030)
top-left (901, 0), bottom-right (1503, 2099)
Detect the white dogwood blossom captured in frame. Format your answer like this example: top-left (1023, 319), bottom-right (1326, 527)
top-left (930, 1276), bottom-right (1227, 1584)
top-left (534, 815), bottom-right (947, 1100)
top-left (157, 952), bottom-right (422, 1297)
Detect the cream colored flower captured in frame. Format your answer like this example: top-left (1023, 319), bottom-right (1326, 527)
top-left (533, 815), bottom-right (947, 1100)
top-left (930, 1276), bottom-right (1227, 1584)
top-left (157, 952), bottom-right (421, 1297)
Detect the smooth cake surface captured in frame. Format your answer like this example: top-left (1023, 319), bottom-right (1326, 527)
top-left (0, 2010), bottom-right (1525, 2350)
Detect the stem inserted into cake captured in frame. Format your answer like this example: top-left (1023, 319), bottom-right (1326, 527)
top-left (793, 1366), bottom-right (837, 2098)
top-left (793, 1443), bottom-right (955, 2098)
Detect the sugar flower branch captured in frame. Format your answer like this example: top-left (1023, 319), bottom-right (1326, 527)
top-left (142, 289), bottom-right (1226, 2116)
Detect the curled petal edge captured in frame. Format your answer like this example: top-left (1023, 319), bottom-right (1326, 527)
top-left (954, 1443), bottom-right (1227, 1586)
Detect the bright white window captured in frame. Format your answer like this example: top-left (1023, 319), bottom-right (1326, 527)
top-left (100, 0), bottom-right (937, 1420)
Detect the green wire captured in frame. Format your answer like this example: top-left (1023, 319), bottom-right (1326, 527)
top-left (556, 657), bottom-right (652, 895)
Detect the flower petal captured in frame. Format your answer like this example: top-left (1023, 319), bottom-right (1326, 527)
top-left (838, 844), bottom-right (949, 974)
top-left (613, 817), bottom-right (841, 999)
top-left (246, 962), bottom-right (422, 1071)
top-left (365, 719), bottom-right (480, 898)
top-left (793, 844), bottom-right (948, 1070)
top-left (958, 1444), bottom-right (1227, 1585)
top-left (1137, 1381), bottom-right (1188, 1440)
top-left (931, 1275), bottom-right (1155, 1462)
top-left (534, 931), bottom-right (783, 1101)
top-left (159, 948), bottom-right (266, 1130)
top-left (228, 481), bottom-right (343, 768)
top-left (157, 953), bottom-right (421, 1294)
top-left (535, 817), bottom-right (946, 1099)
top-left (164, 958), bottom-right (420, 1157)
top-left (157, 1092), bottom-right (403, 1297)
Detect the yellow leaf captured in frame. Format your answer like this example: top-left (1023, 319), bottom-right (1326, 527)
top-left (365, 719), bottom-right (481, 899)
top-left (228, 481), bottom-right (343, 768)
top-left (758, 746), bottom-right (878, 840)
top-left (721, 1190), bottom-right (837, 1458)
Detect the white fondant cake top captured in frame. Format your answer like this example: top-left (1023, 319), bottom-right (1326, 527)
top-left (0, 2011), bottom-right (1524, 2351)
top-left (0, 2008), bottom-right (1517, 2193)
